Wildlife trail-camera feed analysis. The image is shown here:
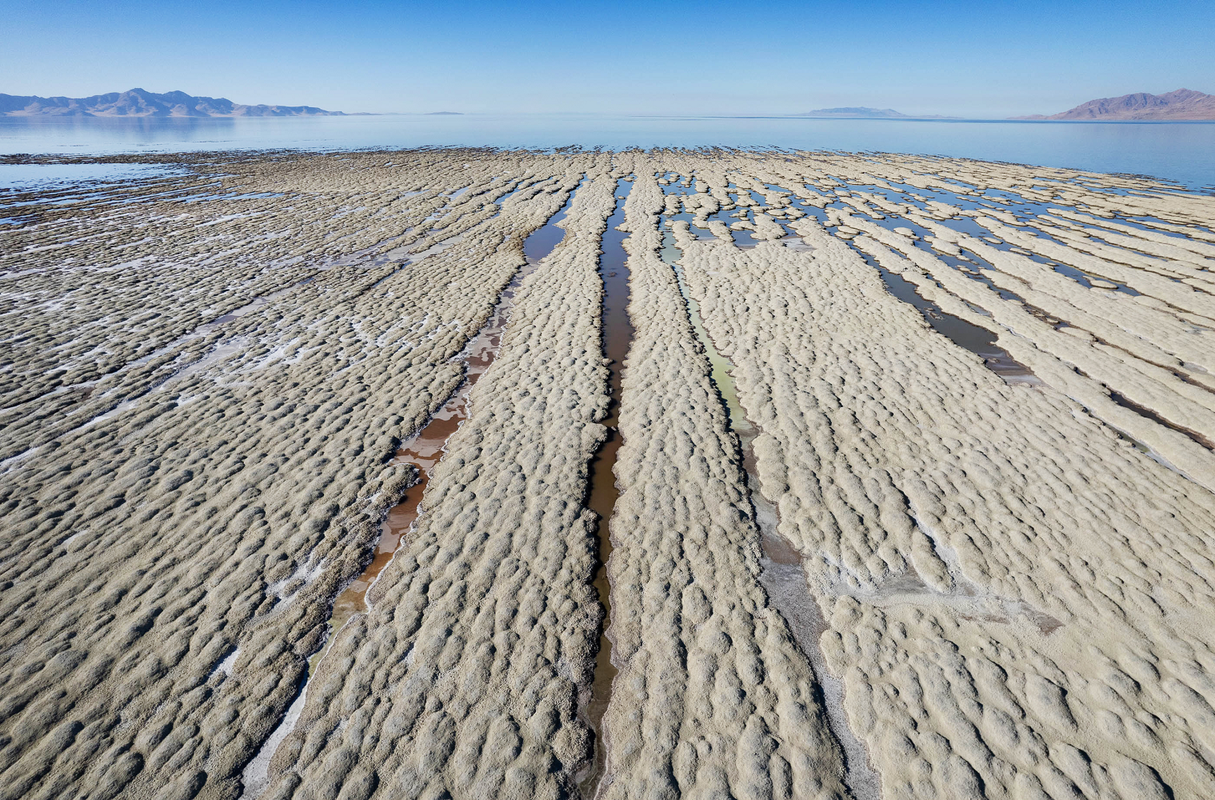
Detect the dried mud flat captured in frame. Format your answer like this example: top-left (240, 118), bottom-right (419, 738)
top-left (1, 147), bottom-right (1214, 800)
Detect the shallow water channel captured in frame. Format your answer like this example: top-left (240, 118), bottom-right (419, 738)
top-left (240, 185), bottom-right (578, 798)
top-left (751, 180), bottom-right (1041, 386)
top-left (657, 184), bottom-right (883, 800)
top-left (579, 176), bottom-right (633, 799)
top-left (321, 267), bottom-right (536, 656)
top-left (318, 183), bottom-right (585, 653)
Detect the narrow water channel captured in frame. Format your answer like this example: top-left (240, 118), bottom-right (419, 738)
top-left (796, 193), bottom-right (1038, 386)
top-left (323, 264), bottom-right (536, 656)
top-left (313, 184), bottom-right (581, 671)
top-left (578, 176), bottom-right (633, 799)
top-left (658, 199), bottom-right (883, 800)
top-left (240, 186), bottom-right (578, 799)
top-left (866, 256), bottom-right (1038, 385)
top-left (524, 180), bottom-right (580, 261)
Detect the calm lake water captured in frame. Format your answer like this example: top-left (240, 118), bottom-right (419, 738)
top-left (2, 114), bottom-right (1214, 190)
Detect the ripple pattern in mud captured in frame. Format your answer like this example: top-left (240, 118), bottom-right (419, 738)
top-left (2, 148), bottom-right (1215, 800)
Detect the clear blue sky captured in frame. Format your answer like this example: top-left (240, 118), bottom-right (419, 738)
top-left (4, 0), bottom-right (1213, 117)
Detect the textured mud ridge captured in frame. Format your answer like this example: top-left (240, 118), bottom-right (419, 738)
top-left (598, 163), bottom-right (847, 799)
top-left (660, 185), bottom-right (882, 800)
top-left (257, 168), bottom-right (619, 799)
top-left (242, 236), bottom-right (551, 799)
top-left (666, 152), bottom-right (1215, 799)
top-left (319, 173), bottom-right (582, 648)
top-left (3, 148), bottom-right (1215, 800)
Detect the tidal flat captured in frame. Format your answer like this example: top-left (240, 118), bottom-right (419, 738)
top-left (1, 148), bottom-right (1214, 800)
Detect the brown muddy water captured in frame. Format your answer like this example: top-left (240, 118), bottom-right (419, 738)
top-left (320, 289), bottom-right (509, 656)
top-left (314, 214), bottom-right (566, 669)
top-left (240, 187), bottom-right (577, 799)
top-left (658, 197), bottom-right (884, 800)
top-left (578, 176), bottom-right (634, 799)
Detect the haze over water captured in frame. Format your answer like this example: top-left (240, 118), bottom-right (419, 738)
top-left (3, 114), bottom-right (1214, 190)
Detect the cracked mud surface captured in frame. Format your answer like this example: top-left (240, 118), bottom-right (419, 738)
top-left (2, 148), bottom-right (1215, 800)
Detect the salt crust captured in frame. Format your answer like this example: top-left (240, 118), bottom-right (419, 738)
top-left (1, 149), bottom-right (1214, 799)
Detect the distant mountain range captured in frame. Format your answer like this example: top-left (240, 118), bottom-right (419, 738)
top-left (0, 88), bottom-right (341, 117)
top-left (1018, 89), bottom-right (1215, 121)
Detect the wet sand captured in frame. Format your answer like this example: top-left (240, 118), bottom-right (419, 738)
top-left (2, 148), bottom-right (1215, 800)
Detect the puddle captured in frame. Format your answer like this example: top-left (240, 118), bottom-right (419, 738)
top-left (1126, 214), bottom-right (1215, 240)
top-left (579, 177), bottom-right (634, 798)
top-left (0, 162), bottom-right (185, 190)
top-left (860, 249), bottom-right (1038, 384)
top-left (659, 225), bottom-right (742, 417)
top-left (666, 210), bottom-right (715, 241)
top-left (685, 175), bottom-right (1045, 386)
top-left (658, 175), bottom-right (734, 242)
top-left (868, 213), bottom-right (938, 242)
top-left (314, 260), bottom-right (537, 668)
top-left (792, 205), bottom-right (1050, 384)
top-left (661, 188), bottom-right (1068, 795)
top-left (1109, 390), bottom-right (1215, 450)
top-left (728, 225), bottom-right (758, 247)
top-left (181, 191), bottom-right (284, 203)
top-left (1055, 267), bottom-right (1144, 300)
top-left (524, 178), bottom-right (582, 262)
top-left (938, 215), bottom-right (996, 241)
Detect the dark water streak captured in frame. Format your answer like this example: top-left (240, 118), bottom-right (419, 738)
top-left (579, 177), bottom-right (634, 799)
top-left (657, 176), bottom-right (882, 799)
top-left (239, 183), bottom-right (579, 799)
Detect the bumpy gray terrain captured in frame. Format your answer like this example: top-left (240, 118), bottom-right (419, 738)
top-left (2, 148), bottom-right (1214, 800)
top-left (601, 159), bottom-right (847, 799)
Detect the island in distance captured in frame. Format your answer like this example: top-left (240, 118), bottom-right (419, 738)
top-left (0, 88), bottom-right (342, 117)
top-left (793, 106), bottom-right (956, 119)
top-left (1018, 88), bottom-right (1215, 120)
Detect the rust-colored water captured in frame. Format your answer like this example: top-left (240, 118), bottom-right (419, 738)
top-left (311, 229), bottom-right (551, 671)
top-left (246, 185), bottom-right (579, 799)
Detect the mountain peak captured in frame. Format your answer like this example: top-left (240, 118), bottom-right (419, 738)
top-left (1020, 89), bottom-right (1215, 121)
top-left (792, 106), bottom-right (955, 119)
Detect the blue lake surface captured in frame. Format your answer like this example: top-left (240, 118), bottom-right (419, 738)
top-left (2, 114), bottom-right (1214, 190)
top-left (0, 163), bottom-right (186, 190)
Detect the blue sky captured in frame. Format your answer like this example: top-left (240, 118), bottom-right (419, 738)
top-left (4, 0), bottom-right (1213, 117)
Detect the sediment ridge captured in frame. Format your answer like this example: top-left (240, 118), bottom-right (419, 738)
top-left (2, 147), bottom-right (1215, 800)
